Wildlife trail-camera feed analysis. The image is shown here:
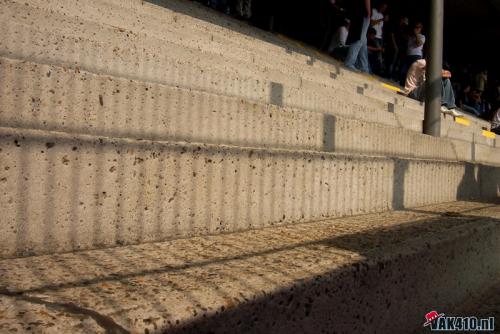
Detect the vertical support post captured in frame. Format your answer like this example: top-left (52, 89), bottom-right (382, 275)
top-left (423, 0), bottom-right (444, 136)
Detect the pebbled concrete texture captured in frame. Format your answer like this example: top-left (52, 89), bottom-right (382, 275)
top-left (0, 2), bottom-right (423, 134)
top-left (1, 56), bottom-right (499, 165)
top-left (0, 0), bottom-right (492, 140)
top-left (455, 275), bottom-right (500, 321)
top-left (0, 201), bottom-right (499, 333)
top-left (1, 126), bottom-right (498, 258)
top-left (5, 0), bottom-right (492, 130)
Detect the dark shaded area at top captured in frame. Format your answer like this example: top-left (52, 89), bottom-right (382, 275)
top-left (151, 0), bottom-right (500, 77)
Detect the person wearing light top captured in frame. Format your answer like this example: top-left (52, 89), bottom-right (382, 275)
top-left (370, 2), bottom-right (388, 75)
top-left (328, 19), bottom-right (350, 60)
top-left (400, 22), bottom-right (426, 85)
top-left (402, 59), bottom-right (462, 117)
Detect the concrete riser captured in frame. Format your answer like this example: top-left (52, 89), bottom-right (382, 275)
top-left (169, 221), bottom-right (500, 333)
top-left (3, 0), bottom-right (493, 131)
top-left (2, 0), bottom-right (371, 88)
top-left (3, 0), bottom-right (492, 135)
top-left (1, 127), bottom-right (495, 259)
top-left (2, 57), bottom-right (499, 166)
top-left (1, 2), bottom-right (492, 145)
top-left (0, 15), bottom-right (421, 132)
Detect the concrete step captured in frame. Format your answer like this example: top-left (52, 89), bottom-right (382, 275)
top-left (3, 56), bottom-right (498, 165)
top-left (6, 0), bottom-right (493, 136)
top-left (0, 0), bottom-right (433, 114)
top-left (0, 201), bottom-right (499, 333)
top-left (4, 0), bottom-right (382, 91)
top-left (8, 0), bottom-right (492, 136)
top-left (2, 126), bottom-right (499, 258)
top-left (0, 0), bottom-right (427, 131)
top-left (3, 0), bottom-right (492, 143)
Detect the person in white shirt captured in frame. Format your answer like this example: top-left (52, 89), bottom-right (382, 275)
top-left (328, 19), bottom-right (350, 60)
top-left (400, 22), bottom-right (426, 85)
top-left (370, 2), bottom-right (388, 75)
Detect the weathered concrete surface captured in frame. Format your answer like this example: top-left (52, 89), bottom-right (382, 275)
top-left (0, 3), bottom-right (425, 134)
top-left (2, 126), bottom-right (498, 258)
top-left (455, 275), bottom-right (500, 320)
top-left (0, 201), bottom-right (499, 333)
top-left (2, 57), bottom-right (498, 165)
top-left (0, 0), bottom-right (391, 94)
top-left (1, 0), bottom-right (491, 144)
top-left (4, 0), bottom-right (493, 132)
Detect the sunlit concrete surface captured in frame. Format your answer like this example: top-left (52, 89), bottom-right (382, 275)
top-left (1, 0), bottom-right (500, 332)
top-left (2, 126), bottom-right (498, 258)
top-left (1, 202), bottom-right (499, 333)
top-left (1, 57), bottom-right (499, 165)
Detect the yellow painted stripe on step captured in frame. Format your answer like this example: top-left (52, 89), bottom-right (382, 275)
top-left (360, 73), bottom-right (378, 81)
top-left (455, 117), bottom-right (470, 126)
top-left (381, 83), bottom-right (401, 92)
top-left (482, 130), bottom-right (496, 139)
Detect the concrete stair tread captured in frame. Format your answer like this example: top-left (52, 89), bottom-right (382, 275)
top-left (0, 55), bottom-right (469, 159)
top-left (0, 0), bottom-right (421, 119)
top-left (2, 0), bottom-right (427, 115)
top-left (2, 55), bottom-right (498, 166)
top-left (4, 0), bottom-right (493, 132)
top-left (4, 0), bottom-right (493, 136)
top-left (0, 201), bottom-right (499, 333)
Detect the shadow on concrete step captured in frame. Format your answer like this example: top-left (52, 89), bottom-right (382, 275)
top-left (145, 0), bottom-right (337, 67)
top-left (1, 203), bottom-right (499, 333)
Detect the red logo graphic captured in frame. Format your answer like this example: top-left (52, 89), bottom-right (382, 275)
top-left (423, 310), bottom-right (445, 327)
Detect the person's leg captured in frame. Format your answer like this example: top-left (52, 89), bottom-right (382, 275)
top-left (441, 78), bottom-right (456, 109)
top-left (387, 49), bottom-right (397, 79)
top-left (408, 83), bottom-right (426, 102)
top-left (374, 38), bottom-right (384, 75)
top-left (345, 41), bottom-right (362, 70)
top-left (357, 17), bottom-right (371, 73)
top-left (345, 17), bottom-right (370, 71)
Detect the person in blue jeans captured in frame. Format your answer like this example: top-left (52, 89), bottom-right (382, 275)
top-left (344, 0), bottom-right (371, 73)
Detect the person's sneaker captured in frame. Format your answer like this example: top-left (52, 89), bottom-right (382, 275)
top-left (344, 64), bottom-right (360, 73)
top-left (441, 106), bottom-right (463, 117)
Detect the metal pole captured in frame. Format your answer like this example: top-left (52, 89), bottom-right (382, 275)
top-left (423, 0), bottom-right (444, 136)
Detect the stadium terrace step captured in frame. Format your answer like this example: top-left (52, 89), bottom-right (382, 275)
top-left (1, 0), bottom-right (493, 144)
top-left (0, 201), bottom-right (499, 333)
top-left (1, 126), bottom-right (499, 258)
top-left (2, 56), bottom-right (499, 165)
top-left (4, 0), bottom-right (494, 136)
top-left (4, 0), bottom-right (491, 134)
top-left (0, 2), bottom-right (425, 125)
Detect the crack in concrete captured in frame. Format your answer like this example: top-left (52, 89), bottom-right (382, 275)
top-left (6, 293), bottom-right (130, 334)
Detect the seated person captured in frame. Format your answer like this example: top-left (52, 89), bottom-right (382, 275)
top-left (367, 27), bottom-right (383, 74)
top-left (401, 59), bottom-right (461, 117)
top-left (461, 89), bottom-right (490, 119)
top-left (328, 19), bottom-right (350, 61)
